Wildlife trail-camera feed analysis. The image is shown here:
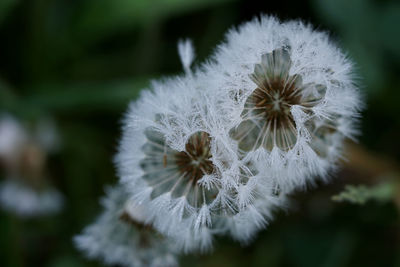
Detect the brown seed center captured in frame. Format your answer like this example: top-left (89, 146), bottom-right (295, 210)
top-left (174, 131), bottom-right (214, 183)
top-left (249, 78), bottom-right (302, 129)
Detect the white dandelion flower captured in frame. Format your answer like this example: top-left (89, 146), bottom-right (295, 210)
top-left (74, 185), bottom-right (178, 267)
top-left (116, 75), bottom-right (230, 252)
top-left (115, 73), bottom-right (285, 251)
top-left (203, 15), bottom-right (363, 192)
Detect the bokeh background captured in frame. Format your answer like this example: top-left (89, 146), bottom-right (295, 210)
top-left (0, 0), bottom-right (399, 266)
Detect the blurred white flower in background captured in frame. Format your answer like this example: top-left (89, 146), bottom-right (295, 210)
top-left (0, 113), bottom-right (63, 217)
top-left (0, 179), bottom-right (63, 217)
top-left (0, 114), bottom-right (27, 163)
top-left (74, 185), bottom-right (178, 267)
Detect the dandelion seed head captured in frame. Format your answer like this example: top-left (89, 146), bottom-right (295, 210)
top-left (115, 72), bottom-right (284, 251)
top-left (203, 15), bottom-right (363, 192)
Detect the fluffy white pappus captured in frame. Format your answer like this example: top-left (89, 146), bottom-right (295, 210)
top-left (202, 15), bottom-right (363, 192)
top-left (224, 166), bottom-right (289, 243)
top-left (115, 71), bottom-right (284, 252)
top-left (74, 185), bottom-right (178, 267)
top-left (227, 204), bottom-right (266, 243)
top-left (225, 189), bottom-right (288, 244)
top-left (0, 179), bottom-right (63, 217)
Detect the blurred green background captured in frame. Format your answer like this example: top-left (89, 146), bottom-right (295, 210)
top-left (0, 0), bottom-right (399, 266)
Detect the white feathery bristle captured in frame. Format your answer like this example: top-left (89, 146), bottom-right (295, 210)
top-left (194, 204), bottom-right (212, 230)
top-left (178, 39), bottom-right (195, 74)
